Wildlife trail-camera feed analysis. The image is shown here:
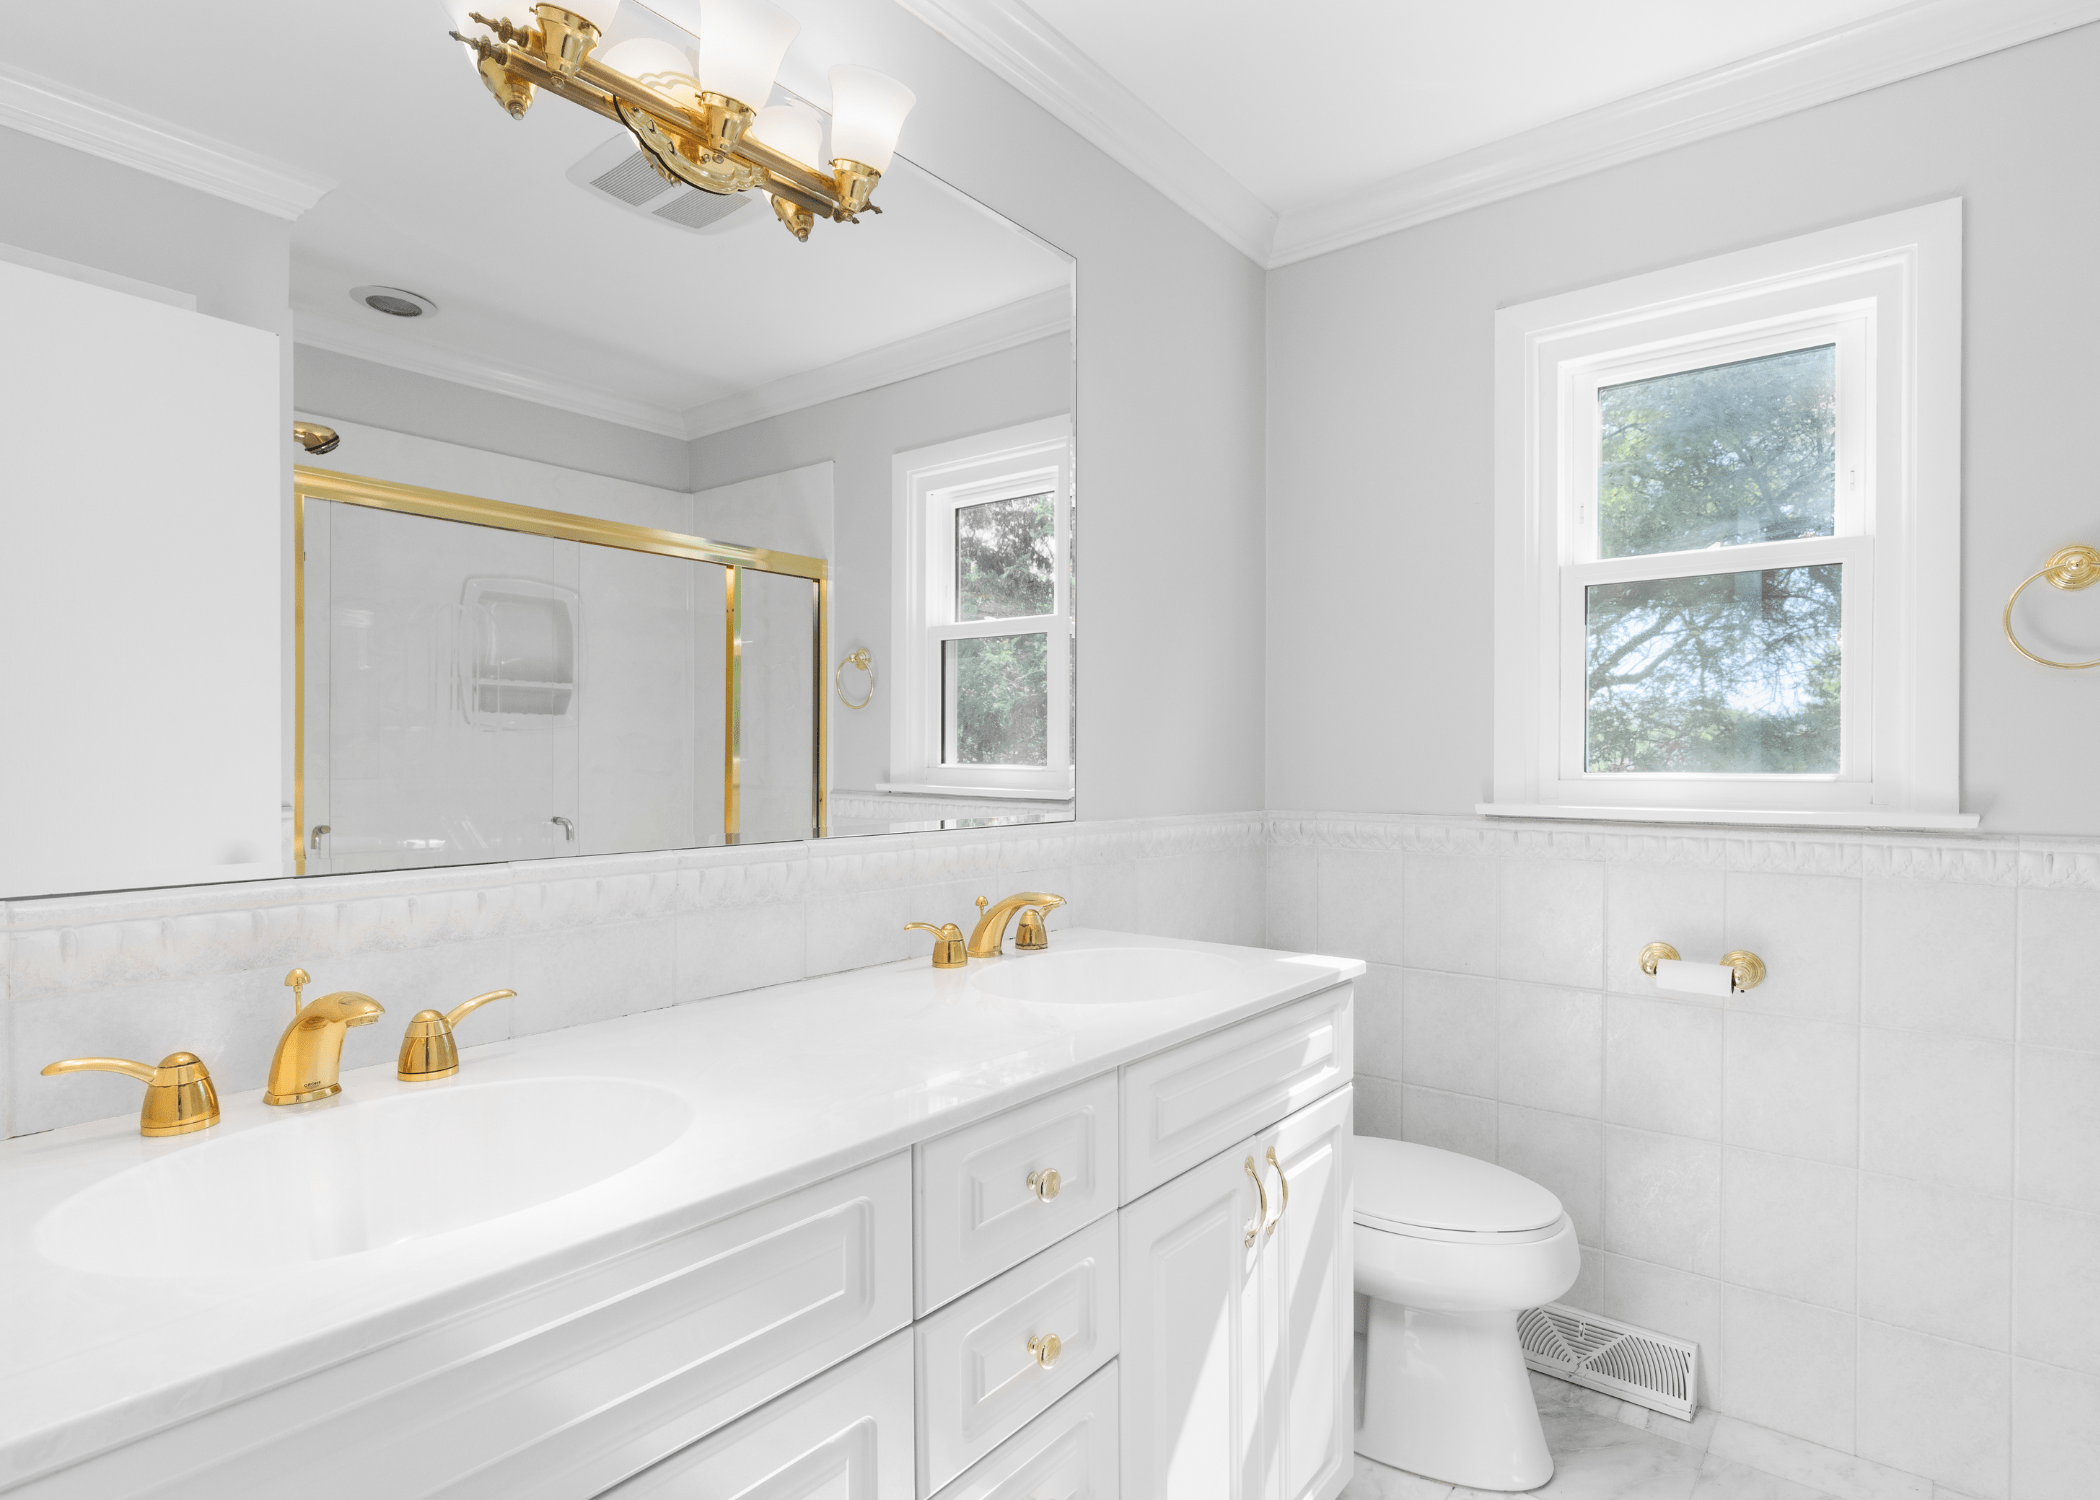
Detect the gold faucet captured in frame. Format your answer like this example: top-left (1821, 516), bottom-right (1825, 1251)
top-left (397, 989), bottom-right (515, 1081)
top-left (966, 892), bottom-right (1067, 958)
top-left (265, 969), bottom-right (385, 1105)
top-left (41, 1052), bottom-right (220, 1136)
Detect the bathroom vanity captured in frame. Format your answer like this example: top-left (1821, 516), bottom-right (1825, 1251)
top-left (0, 931), bottom-right (1358, 1500)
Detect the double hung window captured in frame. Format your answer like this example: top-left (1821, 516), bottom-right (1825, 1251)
top-left (891, 418), bottom-right (1073, 796)
top-left (1489, 201), bottom-right (1971, 828)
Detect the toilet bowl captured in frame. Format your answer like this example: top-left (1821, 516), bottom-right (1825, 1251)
top-left (1354, 1136), bottom-right (1580, 1491)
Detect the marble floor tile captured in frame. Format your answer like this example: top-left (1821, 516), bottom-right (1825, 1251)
top-left (1342, 1455), bottom-right (1456, 1498)
top-left (1690, 1452), bottom-right (1844, 1499)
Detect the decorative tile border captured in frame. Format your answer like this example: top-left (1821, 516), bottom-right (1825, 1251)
top-left (1268, 810), bottom-right (2100, 889)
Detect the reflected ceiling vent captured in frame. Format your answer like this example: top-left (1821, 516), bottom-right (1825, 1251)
top-left (350, 285), bottom-right (438, 319)
top-left (566, 132), bottom-right (752, 236)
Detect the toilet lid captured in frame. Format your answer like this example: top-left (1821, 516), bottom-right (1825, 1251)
top-left (1354, 1136), bottom-right (1563, 1234)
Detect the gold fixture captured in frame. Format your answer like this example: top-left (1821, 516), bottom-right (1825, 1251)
top-left (265, 973), bottom-right (385, 1104)
top-left (1027, 1333), bottom-right (1062, 1369)
top-left (905, 921), bottom-right (966, 968)
top-left (397, 989), bottom-right (516, 1081)
top-left (1264, 1146), bottom-right (1289, 1238)
top-left (448, 5), bottom-right (913, 242)
top-left (1243, 1154), bottom-right (1268, 1248)
top-left (292, 421), bottom-right (340, 456)
top-left (293, 466), bottom-right (830, 873)
top-left (2003, 543), bottom-right (2100, 669)
top-left (41, 1053), bottom-right (220, 1137)
top-left (967, 892), bottom-right (1067, 958)
top-left (1027, 1168), bottom-right (1062, 1201)
top-left (1015, 906), bottom-right (1051, 951)
top-left (837, 648), bottom-right (874, 709)
top-left (1637, 941), bottom-right (1766, 993)
top-left (284, 967), bottom-right (311, 1012)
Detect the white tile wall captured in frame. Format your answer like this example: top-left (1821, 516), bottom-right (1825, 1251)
top-left (1273, 810), bottom-right (2100, 1500)
top-left (2, 812), bottom-right (1267, 1138)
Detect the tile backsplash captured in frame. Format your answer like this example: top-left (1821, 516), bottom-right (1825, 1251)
top-left (1271, 810), bottom-right (2100, 1500)
top-left (1, 812), bottom-right (1266, 1138)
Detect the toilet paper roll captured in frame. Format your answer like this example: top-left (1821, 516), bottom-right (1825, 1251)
top-left (1654, 957), bottom-right (1735, 996)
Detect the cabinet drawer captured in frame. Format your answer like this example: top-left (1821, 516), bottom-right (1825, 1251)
top-left (916, 1213), bottom-right (1120, 1495)
top-left (916, 1074), bottom-right (1119, 1313)
top-left (1121, 985), bottom-right (1353, 1201)
top-left (931, 1363), bottom-right (1118, 1500)
top-left (603, 1329), bottom-right (914, 1498)
top-left (25, 1154), bottom-right (913, 1500)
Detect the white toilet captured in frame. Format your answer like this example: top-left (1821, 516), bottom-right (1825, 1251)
top-left (1354, 1136), bottom-right (1581, 1491)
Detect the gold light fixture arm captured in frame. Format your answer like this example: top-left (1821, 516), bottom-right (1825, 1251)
top-left (2003, 543), bottom-right (2100, 670)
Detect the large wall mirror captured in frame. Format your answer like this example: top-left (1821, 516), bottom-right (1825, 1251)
top-left (286, 1), bottom-right (1077, 876)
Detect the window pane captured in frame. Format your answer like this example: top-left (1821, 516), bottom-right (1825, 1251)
top-left (956, 493), bottom-right (1054, 621)
top-left (1587, 565), bottom-right (1841, 774)
top-left (944, 632), bottom-right (1047, 765)
top-left (1599, 345), bottom-right (1836, 558)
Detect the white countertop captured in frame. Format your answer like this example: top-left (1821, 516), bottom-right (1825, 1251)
top-left (0, 929), bottom-right (1361, 1485)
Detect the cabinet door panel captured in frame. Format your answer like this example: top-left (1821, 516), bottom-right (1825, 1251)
top-left (1118, 1143), bottom-right (1264, 1500)
top-left (1255, 1087), bottom-right (1354, 1500)
top-left (917, 1074), bottom-right (1119, 1314)
top-left (917, 1214), bottom-right (1120, 1494)
top-left (602, 1329), bottom-right (914, 1498)
top-left (1121, 986), bottom-right (1352, 1202)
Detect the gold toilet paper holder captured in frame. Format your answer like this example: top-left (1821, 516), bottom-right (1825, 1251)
top-left (1638, 942), bottom-right (1766, 993)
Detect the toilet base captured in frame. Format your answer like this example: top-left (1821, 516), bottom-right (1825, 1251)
top-left (1356, 1297), bottom-right (1552, 1491)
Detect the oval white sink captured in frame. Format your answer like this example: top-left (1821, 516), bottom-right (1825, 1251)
top-left (38, 1078), bottom-right (691, 1277)
top-left (967, 946), bottom-right (1244, 1005)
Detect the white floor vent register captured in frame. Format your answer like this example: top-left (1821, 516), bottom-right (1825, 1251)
top-left (1517, 1304), bottom-right (1700, 1420)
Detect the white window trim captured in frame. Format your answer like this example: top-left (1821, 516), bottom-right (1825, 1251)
top-left (890, 416), bottom-right (1073, 795)
top-left (1484, 198), bottom-right (1975, 830)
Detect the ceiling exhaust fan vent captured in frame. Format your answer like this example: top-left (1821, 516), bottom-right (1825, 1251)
top-left (569, 134), bottom-right (753, 235)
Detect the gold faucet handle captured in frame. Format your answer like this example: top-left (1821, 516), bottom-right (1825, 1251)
top-left (41, 1053), bottom-right (219, 1137)
top-left (399, 989), bottom-right (514, 1082)
top-left (905, 922), bottom-right (967, 968)
top-left (1016, 907), bottom-right (1054, 950)
top-left (445, 988), bottom-right (516, 1028)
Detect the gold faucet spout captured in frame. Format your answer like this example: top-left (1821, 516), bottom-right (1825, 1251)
top-left (966, 892), bottom-right (1067, 958)
top-left (265, 984), bottom-right (384, 1106)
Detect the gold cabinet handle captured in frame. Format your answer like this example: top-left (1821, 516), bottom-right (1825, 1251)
top-left (1265, 1146), bottom-right (1290, 1237)
top-left (1027, 1168), bottom-right (1062, 1201)
top-left (1028, 1332), bottom-right (1062, 1369)
top-left (1243, 1154), bottom-right (1268, 1247)
top-left (41, 1053), bottom-right (220, 1137)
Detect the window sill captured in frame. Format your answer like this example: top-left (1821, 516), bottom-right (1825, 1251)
top-left (876, 782), bottom-right (1074, 802)
top-left (1475, 802), bottom-right (1980, 832)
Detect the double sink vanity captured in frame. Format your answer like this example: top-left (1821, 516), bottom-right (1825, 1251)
top-left (0, 925), bottom-right (1361, 1500)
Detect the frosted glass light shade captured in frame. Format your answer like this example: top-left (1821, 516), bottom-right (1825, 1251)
top-left (600, 38), bottom-right (701, 101)
top-left (748, 101), bottom-right (824, 168)
top-left (691, 0), bottom-right (799, 111)
top-left (827, 65), bottom-right (914, 174)
top-left (561, 0), bottom-right (622, 31)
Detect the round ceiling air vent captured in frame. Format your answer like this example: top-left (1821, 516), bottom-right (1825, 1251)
top-left (349, 285), bottom-right (439, 319)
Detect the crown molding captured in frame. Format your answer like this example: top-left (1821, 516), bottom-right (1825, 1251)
top-left (1271, 0), bottom-right (2100, 266)
top-left (892, 0), bottom-right (1278, 264)
top-left (293, 310), bottom-right (692, 439)
top-left (681, 287), bottom-right (1072, 438)
top-left (0, 61), bottom-right (332, 221)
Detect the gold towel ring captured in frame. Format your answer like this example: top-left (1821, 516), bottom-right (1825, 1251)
top-left (2004, 544), bottom-right (2100, 670)
top-left (836, 648), bottom-right (875, 708)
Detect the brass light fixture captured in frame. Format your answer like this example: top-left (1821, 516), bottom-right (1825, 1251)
top-left (451, 0), bottom-right (915, 242)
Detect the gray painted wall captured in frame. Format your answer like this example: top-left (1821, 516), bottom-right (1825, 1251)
top-left (689, 333), bottom-right (1072, 798)
top-left (1265, 25), bottom-right (2100, 835)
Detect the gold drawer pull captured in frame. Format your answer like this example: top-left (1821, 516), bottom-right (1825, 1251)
top-left (1265, 1146), bottom-right (1289, 1237)
top-left (1027, 1168), bottom-right (1062, 1201)
top-left (1243, 1155), bottom-right (1268, 1247)
top-left (1028, 1333), bottom-right (1062, 1369)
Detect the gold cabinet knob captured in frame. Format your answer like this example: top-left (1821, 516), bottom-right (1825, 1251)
top-left (1027, 1168), bottom-right (1062, 1201)
top-left (41, 1053), bottom-right (219, 1137)
top-left (1028, 1333), bottom-right (1062, 1369)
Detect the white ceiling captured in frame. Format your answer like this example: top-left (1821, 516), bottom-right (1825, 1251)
top-left (1, 0), bottom-right (1070, 436)
top-left (1024, 0), bottom-right (1909, 217)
